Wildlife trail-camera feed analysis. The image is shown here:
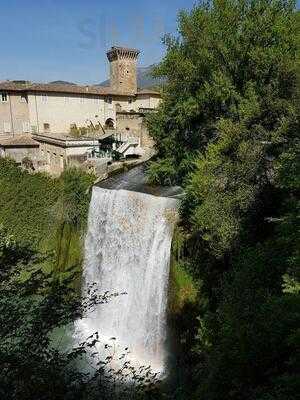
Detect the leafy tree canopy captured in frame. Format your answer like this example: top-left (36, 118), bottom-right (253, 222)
top-left (148, 0), bottom-right (298, 185)
top-left (146, 2), bottom-right (300, 399)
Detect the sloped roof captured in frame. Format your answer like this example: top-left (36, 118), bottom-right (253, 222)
top-left (32, 133), bottom-right (99, 148)
top-left (0, 81), bottom-right (160, 97)
top-left (0, 135), bottom-right (39, 148)
top-left (0, 81), bottom-right (135, 96)
top-left (137, 88), bottom-right (161, 95)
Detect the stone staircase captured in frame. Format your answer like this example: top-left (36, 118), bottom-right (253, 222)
top-left (116, 137), bottom-right (141, 157)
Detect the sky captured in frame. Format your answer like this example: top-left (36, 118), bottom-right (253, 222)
top-left (0, 0), bottom-right (197, 84)
top-left (0, 0), bottom-right (299, 85)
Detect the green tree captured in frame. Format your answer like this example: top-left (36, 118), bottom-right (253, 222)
top-left (148, 0), bottom-right (298, 188)
top-left (0, 159), bottom-right (95, 276)
top-left (54, 168), bottom-right (95, 274)
top-left (0, 227), bottom-right (161, 400)
top-left (146, 1), bottom-right (300, 399)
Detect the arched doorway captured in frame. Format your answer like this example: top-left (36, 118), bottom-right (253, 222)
top-left (104, 118), bottom-right (115, 129)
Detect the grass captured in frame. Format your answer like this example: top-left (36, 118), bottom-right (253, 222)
top-left (168, 260), bottom-right (198, 315)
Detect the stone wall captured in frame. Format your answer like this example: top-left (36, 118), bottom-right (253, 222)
top-left (27, 92), bottom-right (112, 135)
top-left (38, 140), bottom-right (96, 175)
top-left (0, 92), bottom-right (30, 135)
top-left (0, 146), bottom-right (39, 165)
top-left (107, 47), bottom-right (139, 94)
top-left (1, 90), bottom-right (161, 137)
top-left (116, 111), bottom-right (154, 147)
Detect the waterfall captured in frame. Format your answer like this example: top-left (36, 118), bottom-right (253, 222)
top-left (78, 186), bottom-right (178, 372)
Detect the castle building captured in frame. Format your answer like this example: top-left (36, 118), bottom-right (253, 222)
top-left (107, 47), bottom-right (140, 94)
top-left (0, 47), bottom-right (161, 137)
top-left (0, 47), bottom-right (161, 173)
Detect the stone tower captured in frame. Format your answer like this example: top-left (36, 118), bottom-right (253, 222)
top-left (107, 46), bottom-right (140, 94)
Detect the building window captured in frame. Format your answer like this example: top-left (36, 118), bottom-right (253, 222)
top-left (104, 118), bottom-right (115, 129)
top-left (41, 94), bottom-right (48, 103)
top-left (20, 94), bottom-right (28, 103)
top-left (1, 93), bottom-right (8, 102)
top-left (43, 123), bottom-right (50, 133)
top-left (4, 122), bottom-right (11, 133)
top-left (22, 121), bottom-right (30, 133)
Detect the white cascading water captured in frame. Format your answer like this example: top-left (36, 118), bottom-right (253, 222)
top-left (77, 186), bottom-right (178, 372)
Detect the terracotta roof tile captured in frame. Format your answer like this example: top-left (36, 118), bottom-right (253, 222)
top-left (0, 81), bottom-right (160, 97)
top-left (137, 88), bottom-right (160, 95)
top-left (0, 81), bottom-right (136, 96)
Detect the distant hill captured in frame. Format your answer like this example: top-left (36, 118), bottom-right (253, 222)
top-left (96, 65), bottom-right (165, 89)
top-left (48, 66), bottom-right (165, 89)
top-left (49, 80), bottom-right (76, 85)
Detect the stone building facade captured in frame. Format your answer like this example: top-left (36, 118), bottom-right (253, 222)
top-left (34, 134), bottom-right (99, 175)
top-left (0, 47), bottom-right (160, 136)
top-left (0, 82), bottom-right (159, 136)
top-left (0, 46), bottom-right (161, 173)
top-left (0, 135), bottom-right (39, 164)
top-left (116, 110), bottom-right (154, 147)
top-left (0, 90), bottom-right (30, 135)
top-left (107, 47), bottom-right (140, 94)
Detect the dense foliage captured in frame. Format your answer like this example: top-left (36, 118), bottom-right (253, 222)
top-left (148, 0), bottom-right (298, 186)
top-left (0, 226), bottom-right (83, 399)
top-left (0, 1), bottom-right (299, 399)
top-left (0, 226), bottom-right (162, 400)
top-left (147, 1), bottom-right (300, 399)
top-left (0, 158), bottom-right (95, 274)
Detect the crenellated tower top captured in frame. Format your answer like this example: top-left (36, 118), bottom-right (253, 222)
top-left (106, 46), bottom-right (140, 94)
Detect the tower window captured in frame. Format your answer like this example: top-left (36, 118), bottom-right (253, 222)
top-left (20, 94), bottom-right (28, 103)
top-left (22, 121), bottom-right (30, 133)
top-left (4, 122), bottom-right (11, 133)
top-left (43, 123), bottom-right (50, 133)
